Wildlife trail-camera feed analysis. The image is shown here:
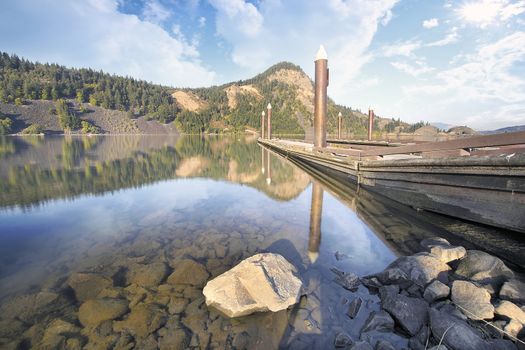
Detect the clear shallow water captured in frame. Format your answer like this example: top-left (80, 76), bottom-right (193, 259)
top-left (0, 135), bottom-right (519, 349)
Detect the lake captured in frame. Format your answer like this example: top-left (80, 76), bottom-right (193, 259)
top-left (0, 135), bottom-right (522, 349)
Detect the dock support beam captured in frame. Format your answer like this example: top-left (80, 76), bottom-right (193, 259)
top-left (368, 108), bottom-right (374, 141)
top-left (308, 181), bottom-right (323, 263)
top-left (314, 46), bottom-right (328, 148)
top-left (338, 112), bottom-right (342, 140)
top-left (267, 103), bottom-right (272, 140)
top-left (261, 110), bottom-right (265, 139)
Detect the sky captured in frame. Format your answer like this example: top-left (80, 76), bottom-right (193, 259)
top-left (1, 0), bottom-right (525, 130)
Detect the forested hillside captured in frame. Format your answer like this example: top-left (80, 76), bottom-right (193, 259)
top-left (0, 52), bottom-right (417, 135)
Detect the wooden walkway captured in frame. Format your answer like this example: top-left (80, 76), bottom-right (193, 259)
top-left (258, 131), bottom-right (525, 233)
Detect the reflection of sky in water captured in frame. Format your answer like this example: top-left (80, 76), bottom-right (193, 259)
top-left (0, 177), bottom-right (396, 297)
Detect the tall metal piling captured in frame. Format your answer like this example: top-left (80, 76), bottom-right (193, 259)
top-left (261, 110), bottom-right (265, 139)
top-left (338, 112), bottom-right (342, 140)
top-left (368, 108), bottom-right (374, 141)
top-left (314, 46), bottom-right (329, 148)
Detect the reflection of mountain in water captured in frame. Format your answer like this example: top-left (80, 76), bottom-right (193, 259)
top-left (0, 135), bottom-right (310, 209)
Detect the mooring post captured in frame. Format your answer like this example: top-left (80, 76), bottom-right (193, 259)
top-left (314, 45), bottom-right (328, 148)
top-left (266, 149), bottom-right (271, 185)
top-left (267, 103), bottom-right (272, 140)
top-left (261, 110), bottom-right (265, 139)
top-left (308, 181), bottom-right (323, 263)
top-left (368, 108), bottom-right (374, 141)
top-left (338, 112), bottom-right (342, 140)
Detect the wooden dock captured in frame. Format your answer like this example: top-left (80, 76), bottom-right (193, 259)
top-left (258, 131), bottom-right (525, 234)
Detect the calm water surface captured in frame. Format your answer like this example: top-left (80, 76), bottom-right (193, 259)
top-left (0, 135), bottom-right (520, 349)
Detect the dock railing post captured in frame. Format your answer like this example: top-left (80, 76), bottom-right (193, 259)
top-left (338, 112), bottom-right (342, 140)
top-left (314, 45), bottom-right (328, 148)
top-left (308, 181), bottom-right (323, 263)
top-left (368, 108), bottom-right (374, 141)
top-left (267, 103), bottom-right (272, 140)
top-left (261, 110), bottom-right (265, 139)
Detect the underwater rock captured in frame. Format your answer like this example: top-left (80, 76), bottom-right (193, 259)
top-left (67, 272), bottom-right (113, 302)
top-left (113, 303), bottom-right (167, 339)
top-left (203, 253), bottom-right (302, 317)
top-left (126, 262), bottom-right (169, 288)
top-left (167, 259), bottom-right (209, 287)
top-left (78, 298), bottom-right (128, 328)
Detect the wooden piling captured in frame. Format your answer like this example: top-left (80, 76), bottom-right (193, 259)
top-left (314, 46), bottom-right (328, 148)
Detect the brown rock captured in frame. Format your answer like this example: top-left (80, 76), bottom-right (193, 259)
top-left (126, 262), bottom-right (169, 288)
top-left (67, 273), bottom-right (112, 302)
top-left (167, 259), bottom-right (209, 287)
top-left (495, 300), bottom-right (525, 323)
top-left (430, 245), bottom-right (466, 263)
top-left (78, 298), bottom-right (128, 328)
top-left (113, 303), bottom-right (167, 339)
top-left (455, 250), bottom-right (514, 288)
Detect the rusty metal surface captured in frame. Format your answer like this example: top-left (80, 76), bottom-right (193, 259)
top-left (368, 109), bottom-right (374, 141)
top-left (314, 58), bottom-right (328, 148)
top-left (308, 182), bottom-right (323, 256)
top-left (261, 111), bottom-right (265, 139)
top-left (362, 131), bottom-right (525, 157)
top-left (267, 105), bottom-right (272, 140)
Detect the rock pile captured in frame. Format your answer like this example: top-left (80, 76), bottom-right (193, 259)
top-left (332, 237), bottom-right (525, 349)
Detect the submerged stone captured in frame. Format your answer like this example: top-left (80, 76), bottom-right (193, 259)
top-left (126, 262), bottom-right (169, 288)
top-left (203, 253), bottom-right (302, 318)
top-left (167, 259), bottom-right (209, 287)
top-left (68, 272), bottom-right (113, 302)
top-left (78, 298), bottom-right (128, 328)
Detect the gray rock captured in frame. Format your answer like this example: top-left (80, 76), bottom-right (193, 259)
top-left (379, 285), bottom-right (399, 300)
top-left (380, 253), bottom-right (451, 288)
top-left (455, 250), bottom-right (514, 287)
top-left (495, 300), bottom-right (525, 323)
top-left (438, 303), bottom-right (467, 321)
top-left (424, 280), bottom-right (450, 303)
top-left (408, 326), bottom-right (429, 350)
top-left (428, 346), bottom-right (448, 350)
top-left (68, 272), bottom-right (112, 302)
top-left (203, 253), bottom-right (302, 317)
top-left (347, 297), bottom-right (363, 319)
top-left (376, 340), bottom-right (396, 350)
top-left (350, 341), bottom-right (374, 350)
top-left (334, 331), bottom-right (353, 348)
top-left (361, 277), bottom-right (383, 291)
top-left (420, 237), bottom-right (451, 250)
top-left (126, 262), bottom-right (169, 288)
top-left (375, 267), bottom-right (410, 287)
top-left (167, 259), bottom-right (209, 287)
top-left (78, 298), bottom-right (128, 328)
top-left (331, 268), bottom-right (360, 291)
top-left (429, 308), bottom-right (490, 350)
top-left (361, 311), bottom-right (395, 333)
top-left (488, 339), bottom-right (519, 350)
top-left (430, 245), bottom-right (466, 263)
top-left (500, 279), bottom-right (525, 304)
top-left (381, 292), bottom-right (428, 336)
top-left (451, 280), bottom-right (494, 320)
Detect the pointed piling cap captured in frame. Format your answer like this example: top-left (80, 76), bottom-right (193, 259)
top-left (261, 110), bottom-right (265, 116)
top-left (315, 45), bottom-right (328, 61)
top-left (267, 103), bottom-right (272, 110)
top-left (338, 112), bottom-right (342, 117)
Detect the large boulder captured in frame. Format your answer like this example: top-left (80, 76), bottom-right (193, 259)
top-left (78, 298), bottom-right (128, 328)
top-left (429, 308), bottom-right (491, 350)
top-left (454, 250), bottom-right (514, 288)
top-left (203, 253), bottom-right (302, 317)
top-left (451, 280), bottom-right (494, 320)
top-left (499, 278), bottom-right (525, 304)
top-left (381, 292), bottom-right (429, 336)
top-left (167, 259), bottom-right (209, 287)
top-left (377, 253), bottom-right (451, 288)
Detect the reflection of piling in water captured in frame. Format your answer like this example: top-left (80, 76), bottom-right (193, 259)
top-left (368, 108), bottom-right (374, 141)
top-left (267, 103), bottom-right (272, 140)
top-left (261, 146), bottom-right (265, 174)
top-left (261, 110), bottom-right (265, 139)
top-left (314, 46), bottom-right (328, 148)
top-left (266, 149), bottom-right (272, 185)
top-left (308, 182), bottom-right (324, 263)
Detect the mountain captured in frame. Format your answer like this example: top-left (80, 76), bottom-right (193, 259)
top-left (0, 52), bottom-right (415, 136)
top-left (480, 125), bottom-right (525, 134)
top-left (431, 122), bottom-right (454, 131)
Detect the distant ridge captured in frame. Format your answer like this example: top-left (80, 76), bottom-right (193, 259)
top-left (480, 125), bottom-right (525, 134)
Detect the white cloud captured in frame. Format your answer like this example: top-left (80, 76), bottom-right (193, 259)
top-left (382, 40), bottom-right (421, 57)
top-left (426, 28), bottom-right (459, 47)
top-left (208, 0), bottom-right (399, 99)
top-left (456, 0), bottom-right (525, 28)
top-left (391, 61), bottom-right (435, 77)
top-left (399, 32), bottom-right (525, 129)
top-left (198, 16), bottom-right (207, 28)
top-left (142, 0), bottom-right (171, 24)
top-left (0, 0), bottom-right (216, 88)
top-left (422, 18), bottom-right (439, 28)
